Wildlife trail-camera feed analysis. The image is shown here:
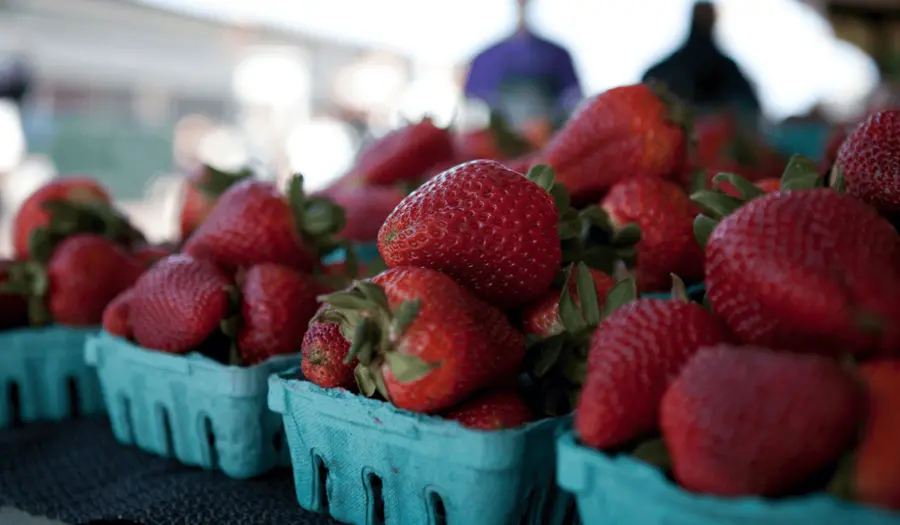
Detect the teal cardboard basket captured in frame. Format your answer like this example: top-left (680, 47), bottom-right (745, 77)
top-left (556, 430), bottom-right (900, 525)
top-left (323, 242), bottom-right (381, 266)
top-left (268, 371), bottom-right (573, 525)
top-left (84, 332), bottom-right (301, 479)
top-left (641, 282), bottom-right (706, 301)
top-left (0, 326), bottom-right (103, 428)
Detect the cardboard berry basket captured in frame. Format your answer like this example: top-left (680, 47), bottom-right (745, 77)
top-left (268, 370), bottom-right (574, 525)
top-left (0, 326), bottom-right (104, 428)
top-left (641, 282), bottom-right (705, 301)
top-left (556, 429), bottom-right (899, 525)
top-left (84, 331), bottom-right (301, 479)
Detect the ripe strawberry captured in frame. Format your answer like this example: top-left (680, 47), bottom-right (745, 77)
top-left (322, 266), bottom-right (525, 413)
top-left (301, 319), bottom-right (355, 389)
top-left (12, 177), bottom-right (110, 259)
top-left (235, 263), bottom-right (322, 365)
top-left (693, 113), bottom-right (738, 167)
top-left (853, 359), bottom-right (900, 510)
top-left (0, 259), bottom-right (28, 330)
top-left (132, 243), bottom-right (176, 269)
top-left (704, 189), bottom-right (900, 356)
top-left (329, 186), bottom-right (404, 243)
top-left (128, 255), bottom-right (232, 353)
top-left (179, 165), bottom-right (252, 241)
top-left (661, 346), bottom-right (863, 497)
top-left (183, 176), bottom-right (342, 273)
top-left (601, 177), bottom-right (703, 292)
top-left (378, 160), bottom-right (561, 308)
top-left (351, 118), bottom-right (454, 186)
top-left (539, 84), bottom-right (688, 203)
top-left (442, 388), bottom-right (534, 430)
top-left (521, 267), bottom-right (615, 339)
top-left (575, 298), bottom-right (735, 449)
top-left (102, 288), bottom-right (135, 339)
top-left (833, 110), bottom-right (900, 213)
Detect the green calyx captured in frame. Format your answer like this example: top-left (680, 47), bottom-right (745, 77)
top-left (318, 281), bottom-right (432, 399)
top-left (196, 165), bottom-right (253, 198)
top-left (780, 154), bottom-right (824, 191)
top-left (0, 260), bottom-right (52, 327)
top-left (647, 81), bottom-right (693, 138)
top-left (36, 199), bottom-right (145, 257)
top-left (830, 165), bottom-right (847, 193)
top-left (287, 174), bottom-right (347, 257)
top-left (488, 111), bottom-right (533, 158)
top-left (219, 284), bottom-right (244, 366)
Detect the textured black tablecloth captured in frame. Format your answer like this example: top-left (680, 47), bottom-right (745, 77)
top-left (0, 418), bottom-right (341, 525)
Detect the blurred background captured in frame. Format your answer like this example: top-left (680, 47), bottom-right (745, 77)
top-left (0, 0), bottom-right (896, 254)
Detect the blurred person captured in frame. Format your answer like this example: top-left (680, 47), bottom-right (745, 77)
top-left (464, 0), bottom-right (582, 143)
top-left (642, 2), bottom-right (760, 120)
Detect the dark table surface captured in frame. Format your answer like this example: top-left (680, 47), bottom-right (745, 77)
top-left (0, 417), bottom-right (341, 525)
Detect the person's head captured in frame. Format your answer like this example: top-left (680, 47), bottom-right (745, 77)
top-left (690, 2), bottom-right (717, 35)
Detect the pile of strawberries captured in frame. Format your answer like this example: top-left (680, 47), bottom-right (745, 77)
top-left (0, 177), bottom-right (173, 331)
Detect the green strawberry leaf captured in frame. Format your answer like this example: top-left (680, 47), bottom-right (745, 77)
top-left (354, 364), bottom-right (379, 397)
top-left (196, 165), bottom-right (253, 197)
top-left (693, 215), bottom-right (718, 250)
top-left (690, 190), bottom-right (742, 220)
top-left (533, 335), bottom-right (565, 378)
top-left (574, 262), bottom-right (601, 328)
top-left (385, 352), bottom-right (436, 383)
top-left (631, 437), bottom-right (671, 472)
top-left (689, 168), bottom-right (708, 194)
top-left (712, 172), bottom-right (765, 200)
top-left (345, 317), bottom-right (375, 364)
top-left (525, 164), bottom-right (556, 193)
top-left (580, 206), bottom-right (612, 230)
top-left (830, 166), bottom-right (847, 193)
top-left (549, 180), bottom-right (571, 212)
top-left (558, 208), bottom-right (583, 241)
top-left (390, 299), bottom-right (421, 339)
top-left (356, 282), bottom-right (389, 309)
top-left (601, 278), bottom-right (637, 321)
top-left (318, 290), bottom-right (371, 311)
top-left (611, 223), bottom-right (642, 246)
top-left (780, 154), bottom-right (823, 190)
top-left (558, 265), bottom-right (588, 334)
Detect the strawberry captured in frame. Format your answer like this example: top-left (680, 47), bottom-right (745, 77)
top-left (102, 288), bottom-right (135, 338)
top-left (0, 259), bottom-right (28, 330)
top-left (12, 176), bottom-right (110, 259)
top-left (833, 110), bottom-right (900, 213)
top-left (232, 263), bottom-right (322, 365)
top-left (183, 176), bottom-right (343, 274)
top-left (601, 176), bottom-right (703, 292)
top-left (442, 388), bottom-right (534, 430)
top-left (179, 165), bottom-right (252, 241)
top-left (522, 266), bottom-right (616, 340)
top-left (321, 266), bottom-right (525, 413)
top-left (351, 118), bottom-right (454, 186)
top-left (539, 83), bottom-right (688, 204)
top-left (853, 359), bottom-right (900, 510)
top-left (132, 243), bottom-right (176, 269)
top-left (329, 185), bottom-right (405, 243)
top-left (3, 233), bottom-right (144, 327)
top-left (455, 113), bottom-right (533, 162)
top-left (301, 318), bottom-right (355, 389)
top-left (703, 188), bottom-right (900, 356)
top-left (127, 254), bottom-right (232, 353)
top-left (575, 294), bottom-right (735, 450)
top-left (661, 345), bottom-right (863, 497)
top-left (378, 160), bottom-right (561, 308)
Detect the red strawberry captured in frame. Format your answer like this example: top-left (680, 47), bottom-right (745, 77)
top-left (352, 118), bottom-right (454, 186)
top-left (183, 176), bottom-right (342, 273)
top-left (704, 189), bottom-right (900, 356)
top-left (0, 259), bottom-right (28, 329)
top-left (13, 177), bottom-right (111, 259)
top-left (128, 255), bottom-right (232, 353)
top-left (522, 267), bottom-right (615, 339)
top-left (132, 243), bottom-right (176, 269)
top-left (33, 234), bottom-right (143, 327)
top-left (102, 288), bottom-right (135, 339)
top-left (539, 84), bottom-right (688, 203)
top-left (329, 186), bottom-right (405, 243)
top-left (853, 359), bottom-right (900, 510)
top-left (235, 263), bottom-right (322, 365)
top-left (442, 388), bottom-right (534, 430)
top-left (378, 160), bottom-right (561, 308)
top-left (693, 113), bottom-right (738, 167)
top-left (575, 298), bottom-right (735, 449)
top-left (323, 266), bottom-right (525, 413)
top-left (179, 165), bottom-right (252, 241)
top-left (601, 177), bottom-right (703, 292)
top-left (301, 319), bottom-right (355, 389)
top-left (661, 346), bottom-right (863, 497)
top-left (833, 110), bottom-right (900, 213)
